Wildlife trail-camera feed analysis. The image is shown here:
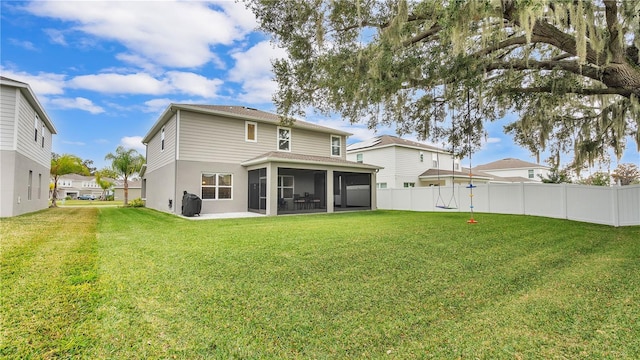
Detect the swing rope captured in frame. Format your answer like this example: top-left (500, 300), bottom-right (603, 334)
top-left (466, 89), bottom-right (478, 224)
top-left (435, 95), bottom-right (458, 210)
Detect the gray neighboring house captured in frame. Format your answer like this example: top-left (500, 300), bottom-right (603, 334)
top-left (1, 76), bottom-right (57, 217)
top-left (141, 104), bottom-right (381, 216)
top-left (114, 179), bottom-right (141, 201)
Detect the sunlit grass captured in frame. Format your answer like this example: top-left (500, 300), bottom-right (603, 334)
top-left (2, 208), bottom-right (639, 358)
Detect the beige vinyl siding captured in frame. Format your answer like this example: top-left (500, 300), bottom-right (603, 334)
top-left (0, 86), bottom-right (17, 151)
top-left (179, 111), bottom-right (344, 162)
top-left (14, 90), bottom-right (50, 168)
top-left (146, 114), bottom-right (177, 172)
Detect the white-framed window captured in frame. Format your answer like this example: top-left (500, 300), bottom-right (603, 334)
top-left (455, 162), bottom-right (460, 170)
top-left (356, 153), bottom-right (363, 163)
top-left (41, 123), bottom-right (45, 148)
top-left (331, 135), bottom-right (341, 156)
top-left (38, 174), bottom-right (42, 199)
top-left (433, 160), bottom-right (438, 168)
top-left (277, 127), bottom-right (291, 151)
top-left (34, 115), bottom-right (39, 142)
top-left (377, 182), bottom-right (387, 189)
top-left (420, 152), bottom-right (424, 162)
top-left (528, 169), bottom-right (534, 179)
top-left (246, 121), bottom-right (257, 142)
top-left (278, 175), bottom-right (294, 199)
top-left (161, 126), bottom-right (165, 151)
top-left (404, 182), bottom-right (415, 188)
top-left (202, 173), bottom-right (233, 200)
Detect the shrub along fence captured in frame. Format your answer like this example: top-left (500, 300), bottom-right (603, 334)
top-left (377, 183), bottom-right (640, 227)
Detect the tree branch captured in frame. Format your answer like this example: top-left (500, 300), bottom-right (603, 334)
top-left (502, 86), bottom-right (634, 97)
top-left (604, 0), bottom-right (625, 63)
top-left (486, 59), bottom-right (602, 82)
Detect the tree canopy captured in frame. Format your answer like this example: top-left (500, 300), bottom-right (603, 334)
top-left (105, 146), bottom-right (144, 206)
top-left (248, 0), bottom-right (639, 168)
top-left (50, 153), bottom-right (87, 207)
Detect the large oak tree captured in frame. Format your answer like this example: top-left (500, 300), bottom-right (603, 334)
top-left (247, 0), bottom-right (639, 168)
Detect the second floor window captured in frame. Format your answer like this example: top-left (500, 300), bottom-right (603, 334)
top-left (161, 127), bottom-right (165, 151)
top-left (41, 123), bottom-right (45, 148)
top-left (34, 115), bottom-right (39, 142)
top-left (404, 182), bottom-right (415, 188)
top-left (278, 127), bottom-right (291, 151)
top-left (528, 169), bottom-right (534, 179)
top-left (246, 121), bottom-right (257, 142)
top-left (356, 153), bottom-right (363, 163)
top-left (331, 135), bottom-right (341, 156)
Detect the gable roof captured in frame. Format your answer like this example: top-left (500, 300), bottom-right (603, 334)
top-left (347, 135), bottom-right (447, 153)
top-left (472, 158), bottom-right (549, 171)
top-left (419, 168), bottom-right (493, 180)
top-left (143, 104), bottom-right (351, 144)
top-left (1, 76), bottom-right (57, 134)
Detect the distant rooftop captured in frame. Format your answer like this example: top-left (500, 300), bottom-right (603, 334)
top-left (473, 158), bottom-right (549, 171)
top-left (347, 135), bottom-right (447, 153)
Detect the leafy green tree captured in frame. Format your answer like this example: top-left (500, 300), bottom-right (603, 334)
top-left (247, 0), bottom-right (639, 168)
top-left (95, 170), bottom-right (115, 200)
top-left (104, 146), bottom-right (145, 206)
top-left (539, 166), bottom-right (573, 184)
top-left (50, 153), bottom-right (87, 207)
top-left (612, 163), bottom-right (640, 185)
top-left (579, 171), bottom-right (611, 186)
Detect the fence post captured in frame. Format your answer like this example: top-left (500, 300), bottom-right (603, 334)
top-left (561, 183), bottom-right (568, 220)
top-left (612, 187), bottom-right (620, 227)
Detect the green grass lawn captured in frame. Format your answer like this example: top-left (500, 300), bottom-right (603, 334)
top-left (55, 199), bottom-right (124, 207)
top-left (2, 208), bottom-right (639, 359)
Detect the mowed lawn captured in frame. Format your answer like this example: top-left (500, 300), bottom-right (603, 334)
top-left (2, 208), bottom-right (639, 359)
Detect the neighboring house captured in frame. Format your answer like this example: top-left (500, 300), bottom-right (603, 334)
top-left (346, 135), bottom-right (492, 188)
top-left (0, 76), bottom-right (57, 217)
top-left (472, 158), bottom-right (551, 182)
top-left (114, 179), bottom-right (141, 201)
top-left (141, 104), bottom-right (381, 216)
top-left (52, 173), bottom-right (113, 199)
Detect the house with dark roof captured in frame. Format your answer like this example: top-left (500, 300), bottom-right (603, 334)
top-left (472, 158), bottom-right (550, 182)
top-left (141, 104), bottom-right (381, 216)
top-left (347, 135), bottom-right (492, 188)
top-left (1, 76), bottom-right (57, 217)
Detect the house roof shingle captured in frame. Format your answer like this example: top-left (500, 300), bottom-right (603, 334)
top-left (472, 158), bottom-right (549, 171)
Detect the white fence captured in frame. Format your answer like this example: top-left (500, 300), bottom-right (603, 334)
top-left (377, 183), bottom-right (640, 227)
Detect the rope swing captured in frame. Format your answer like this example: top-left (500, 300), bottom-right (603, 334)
top-left (465, 89), bottom-right (478, 224)
top-left (435, 87), bottom-right (458, 210)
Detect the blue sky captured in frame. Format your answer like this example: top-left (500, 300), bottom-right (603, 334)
top-left (2, 1), bottom-right (637, 171)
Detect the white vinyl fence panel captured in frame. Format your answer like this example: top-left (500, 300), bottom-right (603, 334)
top-left (377, 183), bottom-right (640, 227)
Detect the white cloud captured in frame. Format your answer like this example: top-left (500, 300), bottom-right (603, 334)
top-left (120, 136), bottom-right (145, 153)
top-left (62, 140), bottom-right (86, 146)
top-left (143, 98), bottom-right (174, 113)
top-left (49, 97), bottom-right (105, 114)
top-left (0, 67), bottom-right (66, 95)
top-left (68, 73), bottom-right (168, 95)
top-left (68, 72), bottom-right (223, 98)
top-left (25, 1), bottom-right (257, 68)
top-left (485, 137), bottom-right (501, 144)
top-left (166, 72), bottom-right (223, 98)
top-left (228, 41), bottom-right (288, 104)
top-left (43, 28), bottom-right (67, 46)
top-left (9, 39), bottom-right (38, 51)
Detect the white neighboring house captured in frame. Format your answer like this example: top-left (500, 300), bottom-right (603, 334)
top-left (472, 158), bottom-right (551, 182)
top-left (0, 76), bottom-right (57, 217)
top-left (53, 174), bottom-right (112, 199)
top-left (113, 179), bottom-right (141, 201)
top-left (346, 135), bottom-right (492, 188)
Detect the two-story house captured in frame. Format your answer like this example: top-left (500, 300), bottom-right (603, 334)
top-left (52, 173), bottom-right (114, 200)
top-left (141, 104), bottom-right (381, 216)
top-left (346, 135), bottom-right (492, 188)
top-left (1, 76), bottom-right (57, 217)
top-left (472, 158), bottom-right (551, 182)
